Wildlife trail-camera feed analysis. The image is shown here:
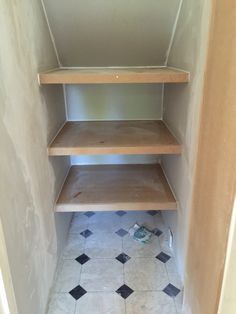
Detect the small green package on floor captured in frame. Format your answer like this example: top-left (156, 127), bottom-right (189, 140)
top-left (129, 223), bottom-right (152, 244)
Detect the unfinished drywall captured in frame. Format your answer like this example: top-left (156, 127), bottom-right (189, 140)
top-left (43, 0), bottom-right (181, 67)
top-left (161, 0), bottom-right (211, 279)
top-left (0, 1), bottom-right (71, 314)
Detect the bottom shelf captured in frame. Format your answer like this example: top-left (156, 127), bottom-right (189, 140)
top-left (56, 164), bottom-right (177, 212)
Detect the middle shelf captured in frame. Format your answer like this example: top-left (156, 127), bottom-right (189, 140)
top-left (48, 120), bottom-right (181, 156)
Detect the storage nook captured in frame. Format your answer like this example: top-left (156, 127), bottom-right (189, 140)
top-left (39, 67), bottom-right (189, 212)
top-left (2, 0), bottom-right (233, 313)
top-left (0, 0), bottom-right (212, 312)
top-left (39, 58), bottom-right (190, 313)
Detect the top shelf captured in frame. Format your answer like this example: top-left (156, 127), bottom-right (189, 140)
top-left (38, 67), bottom-right (189, 84)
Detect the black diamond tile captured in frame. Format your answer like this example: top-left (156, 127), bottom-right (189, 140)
top-left (146, 210), bottom-right (158, 216)
top-left (116, 211), bottom-right (127, 217)
top-left (152, 228), bottom-right (163, 237)
top-left (116, 253), bottom-right (131, 264)
top-left (115, 228), bottom-right (128, 237)
top-left (84, 211), bottom-right (95, 218)
top-left (163, 284), bottom-right (180, 297)
top-left (69, 285), bottom-right (87, 300)
top-left (76, 254), bottom-right (90, 265)
top-left (116, 285), bottom-right (134, 299)
top-left (156, 252), bottom-right (171, 263)
top-left (80, 229), bottom-right (93, 238)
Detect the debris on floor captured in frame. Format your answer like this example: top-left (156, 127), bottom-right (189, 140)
top-left (128, 223), bottom-right (152, 244)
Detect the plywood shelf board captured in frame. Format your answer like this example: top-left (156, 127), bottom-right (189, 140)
top-left (39, 67), bottom-right (189, 84)
top-left (55, 164), bottom-right (177, 212)
top-left (48, 120), bottom-right (181, 156)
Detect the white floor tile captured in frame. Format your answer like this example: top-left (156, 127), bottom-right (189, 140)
top-left (80, 259), bottom-right (123, 291)
top-left (159, 231), bottom-right (174, 255)
top-left (69, 217), bottom-right (89, 234)
top-left (54, 260), bottom-right (81, 293)
top-left (88, 212), bottom-right (121, 233)
top-left (154, 214), bottom-right (168, 231)
top-left (63, 233), bottom-right (85, 259)
top-left (75, 292), bottom-right (125, 314)
top-left (121, 211), bottom-right (158, 230)
top-left (85, 232), bottom-right (122, 258)
top-left (72, 212), bottom-right (90, 224)
top-left (165, 258), bottom-right (183, 289)
top-left (123, 234), bottom-right (161, 257)
top-left (126, 291), bottom-right (176, 314)
top-left (174, 289), bottom-right (184, 313)
top-left (124, 258), bottom-right (169, 291)
top-left (48, 293), bottom-right (76, 314)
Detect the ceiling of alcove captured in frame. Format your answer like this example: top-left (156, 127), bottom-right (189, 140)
top-left (43, 0), bottom-right (180, 67)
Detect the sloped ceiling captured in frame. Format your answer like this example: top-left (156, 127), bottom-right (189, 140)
top-left (43, 0), bottom-right (181, 67)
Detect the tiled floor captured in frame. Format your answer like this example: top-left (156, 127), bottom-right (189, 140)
top-left (48, 211), bottom-right (183, 314)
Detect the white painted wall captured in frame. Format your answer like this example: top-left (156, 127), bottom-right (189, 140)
top-left (43, 0), bottom-right (181, 67)
top-left (161, 0), bottom-right (211, 279)
top-left (0, 1), bottom-right (71, 313)
top-left (66, 84), bottom-right (163, 121)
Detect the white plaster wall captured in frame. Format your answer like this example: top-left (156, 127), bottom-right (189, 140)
top-left (0, 1), bottom-right (71, 313)
top-left (161, 0), bottom-right (211, 279)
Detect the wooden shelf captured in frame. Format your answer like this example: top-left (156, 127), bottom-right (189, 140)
top-left (48, 120), bottom-right (181, 156)
top-left (39, 67), bottom-right (189, 84)
top-left (56, 164), bottom-right (177, 212)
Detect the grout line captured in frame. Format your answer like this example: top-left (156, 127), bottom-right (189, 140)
top-left (164, 0), bottom-right (183, 66)
top-left (75, 268), bottom-right (83, 314)
top-left (59, 289), bottom-right (178, 293)
top-left (74, 228), bottom-right (87, 314)
top-left (62, 255), bottom-right (168, 260)
top-left (40, 0), bottom-right (61, 66)
top-left (164, 260), bottom-right (179, 314)
top-left (120, 217), bottom-right (127, 314)
top-left (174, 297), bottom-right (180, 314)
